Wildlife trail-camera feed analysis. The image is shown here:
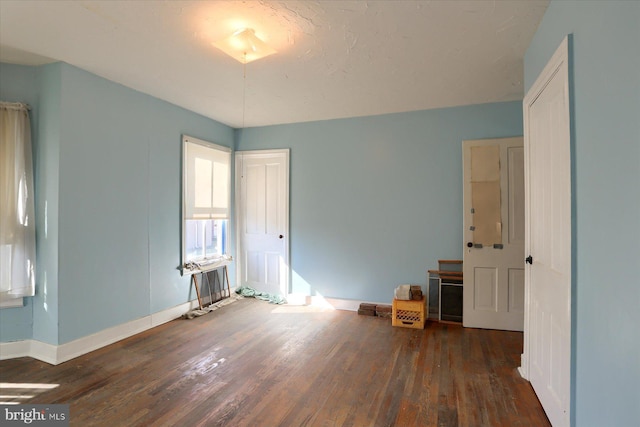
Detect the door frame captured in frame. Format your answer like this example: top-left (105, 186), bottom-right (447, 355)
top-left (519, 36), bottom-right (572, 424)
top-left (234, 149), bottom-right (290, 293)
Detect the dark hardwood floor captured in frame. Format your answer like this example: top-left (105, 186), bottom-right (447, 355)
top-left (0, 298), bottom-right (550, 427)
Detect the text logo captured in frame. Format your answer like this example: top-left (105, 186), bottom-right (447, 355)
top-left (1, 405), bottom-right (69, 426)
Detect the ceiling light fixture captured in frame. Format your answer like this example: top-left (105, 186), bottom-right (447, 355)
top-left (213, 28), bottom-right (276, 129)
top-left (213, 28), bottom-right (276, 64)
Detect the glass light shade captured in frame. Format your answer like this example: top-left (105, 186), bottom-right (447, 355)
top-left (213, 28), bottom-right (276, 64)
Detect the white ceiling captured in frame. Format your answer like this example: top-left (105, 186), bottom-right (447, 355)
top-left (0, 0), bottom-right (548, 129)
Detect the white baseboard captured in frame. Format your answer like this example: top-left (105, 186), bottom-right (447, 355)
top-left (518, 352), bottom-right (530, 380)
top-left (28, 340), bottom-right (58, 365)
top-left (0, 339), bottom-right (31, 360)
top-left (57, 316), bottom-right (153, 364)
top-left (0, 297), bottom-right (24, 308)
top-left (0, 339), bottom-right (58, 365)
top-left (151, 301), bottom-right (194, 328)
top-left (286, 293), bottom-right (385, 312)
top-left (0, 298), bottom-right (212, 365)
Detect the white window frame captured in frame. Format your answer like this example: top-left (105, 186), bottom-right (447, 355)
top-left (181, 135), bottom-right (232, 275)
top-left (1, 101), bottom-right (35, 308)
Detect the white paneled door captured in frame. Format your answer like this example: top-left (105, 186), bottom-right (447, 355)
top-left (521, 37), bottom-right (572, 427)
top-left (236, 149), bottom-right (290, 296)
top-left (463, 137), bottom-right (525, 332)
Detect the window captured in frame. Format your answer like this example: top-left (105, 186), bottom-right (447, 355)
top-left (1, 102), bottom-right (36, 307)
top-left (184, 219), bottom-right (227, 261)
top-left (181, 136), bottom-right (231, 273)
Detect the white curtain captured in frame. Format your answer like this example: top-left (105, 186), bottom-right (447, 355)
top-left (183, 136), bottom-right (231, 220)
top-left (0, 102), bottom-right (36, 301)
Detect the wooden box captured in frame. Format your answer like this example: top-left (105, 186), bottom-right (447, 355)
top-left (392, 297), bottom-right (426, 329)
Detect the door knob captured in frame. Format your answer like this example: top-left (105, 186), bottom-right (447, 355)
top-left (279, 234), bottom-right (284, 239)
top-left (525, 255), bottom-right (533, 264)
top-left (467, 242), bottom-right (473, 248)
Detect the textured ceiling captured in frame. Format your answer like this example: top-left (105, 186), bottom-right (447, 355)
top-left (0, 1), bottom-right (549, 128)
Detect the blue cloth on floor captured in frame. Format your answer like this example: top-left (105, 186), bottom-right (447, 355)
top-left (236, 286), bottom-right (286, 304)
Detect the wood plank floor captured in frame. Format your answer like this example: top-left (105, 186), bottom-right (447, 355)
top-left (0, 298), bottom-right (550, 427)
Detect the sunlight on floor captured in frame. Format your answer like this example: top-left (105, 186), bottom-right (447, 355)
top-left (271, 305), bottom-right (334, 314)
top-left (0, 383), bottom-right (59, 405)
top-left (272, 293), bottom-right (337, 313)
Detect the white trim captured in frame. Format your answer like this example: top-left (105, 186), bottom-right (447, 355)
top-left (0, 298), bottom-right (211, 365)
top-left (517, 353), bottom-right (529, 380)
top-left (0, 339), bottom-right (31, 360)
top-left (286, 293), bottom-right (383, 312)
top-left (151, 301), bottom-right (193, 327)
top-left (28, 340), bottom-right (58, 365)
top-left (0, 297), bottom-right (24, 308)
top-left (183, 135), bottom-right (232, 153)
top-left (57, 317), bottom-right (151, 364)
top-left (0, 340), bottom-right (58, 364)
top-left (182, 258), bottom-right (232, 275)
top-left (322, 297), bottom-right (363, 311)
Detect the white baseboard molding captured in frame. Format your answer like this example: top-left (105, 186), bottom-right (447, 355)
top-left (518, 352), bottom-right (530, 380)
top-left (0, 297), bottom-right (215, 365)
top-left (151, 300), bottom-right (194, 327)
top-left (0, 339), bottom-right (31, 360)
top-left (322, 297), bottom-right (361, 311)
top-left (57, 316), bottom-right (153, 364)
top-left (0, 297), bottom-right (24, 308)
top-left (286, 293), bottom-right (385, 312)
top-left (0, 339), bottom-right (59, 365)
top-left (29, 340), bottom-right (58, 365)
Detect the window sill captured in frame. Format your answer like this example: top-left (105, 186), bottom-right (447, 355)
top-left (181, 255), bottom-right (233, 275)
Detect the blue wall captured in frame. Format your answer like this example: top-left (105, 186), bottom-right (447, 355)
top-left (32, 63), bottom-right (62, 344)
top-left (525, 1), bottom-right (640, 426)
top-left (237, 102), bottom-right (523, 303)
top-left (1, 62), bottom-right (235, 345)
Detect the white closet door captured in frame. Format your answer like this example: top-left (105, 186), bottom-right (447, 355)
top-left (236, 149), bottom-right (290, 296)
top-left (522, 37), bottom-right (572, 427)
